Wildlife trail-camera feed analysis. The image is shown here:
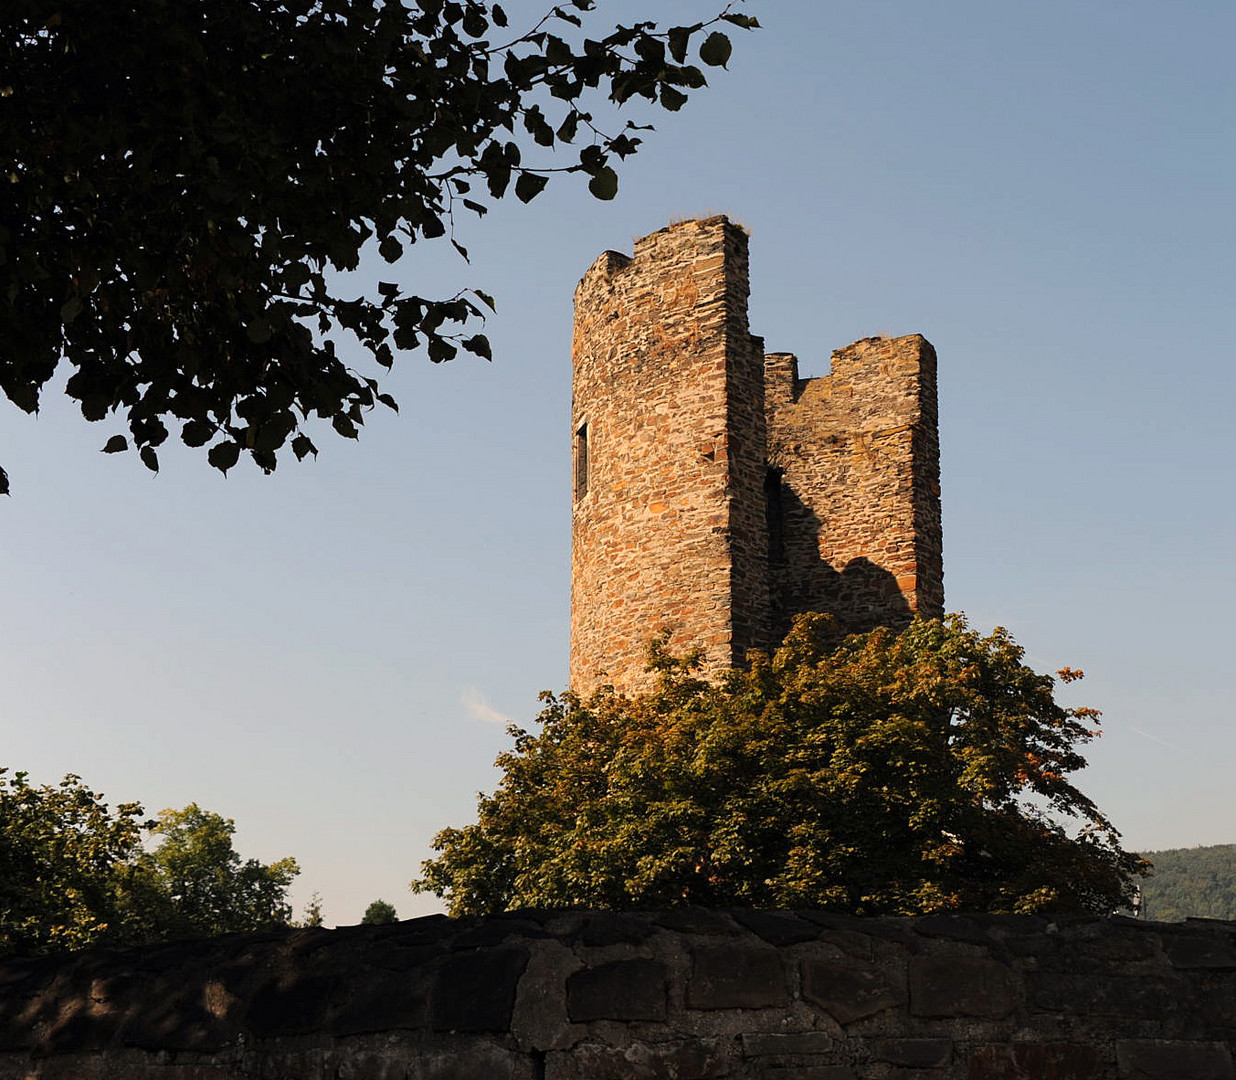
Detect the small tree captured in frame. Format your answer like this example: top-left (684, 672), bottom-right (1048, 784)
top-left (361, 899), bottom-right (399, 925)
top-left (414, 614), bottom-right (1147, 916)
top-left (294, 891), bottom-right (326, 928)
top-left (0, 770), bottom-right (147, 954)
top-left (0, 775), bottom-right (302, 954)
top-left (133, 804), bottom-right (300, 939)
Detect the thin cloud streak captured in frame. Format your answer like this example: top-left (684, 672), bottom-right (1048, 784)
top-left (461, 686), bottom-right (513, 726)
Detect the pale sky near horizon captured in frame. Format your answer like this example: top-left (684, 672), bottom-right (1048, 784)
top-left (3, 0), bottom-right (1234, 924)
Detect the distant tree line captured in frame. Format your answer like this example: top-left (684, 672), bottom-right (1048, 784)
top-left (1138, 844), bottom-right (1236, 922)
top-left (0, 770), bottom-right (301, 954)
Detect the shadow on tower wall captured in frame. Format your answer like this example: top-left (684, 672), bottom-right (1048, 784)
top-left (769, 477), bottom-right (912, 645)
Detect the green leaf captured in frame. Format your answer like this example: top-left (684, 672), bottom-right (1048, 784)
top-left (660, 84), bottom-right (688, 111)
top-left (139, 446), bottom-right (159, 473)
top-left (207, 441), bottom-right (241, 475)
top-left (515, 172), bottom-right (549, 203)
top-left (721, 13), bottom-right (761, 29)
top-left (557, 112), bottom-right (579, 142)
top-left (291, 434), bottom-right (317, 461)
top-left (181, 420), bottom-right (213, 448)
top-left (246, 321), bottom-right (273, 344)
top-left (668, 26), bottom-right (692, 63)
top-left (699, 31), bottom-right (732, 67)
top-left (474, 290), bottom-right (497, 312)
top-left (60, 296), bottom-right (83, 323)
top-left (0, 465), bottom-right (8, 496)
top-left (378, 235), bottom-right (403, 263)
top-left (588, 166), bottom-right (619, 201)
top-left (102, 435), bottom-right (128, 454)
top-left (462, 334), bottom-right (492, 360)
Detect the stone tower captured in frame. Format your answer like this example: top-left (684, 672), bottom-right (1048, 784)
top-left (570, 217), bottom-right (942, 694)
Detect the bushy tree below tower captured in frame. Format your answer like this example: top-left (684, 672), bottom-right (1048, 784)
top-left (413, 615), bottom-right (1146, 915)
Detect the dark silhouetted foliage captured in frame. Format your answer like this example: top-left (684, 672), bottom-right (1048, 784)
top-left (0, 0), bottom-right (757, 491)
top-left (361, 898), bottom-right (399, 925)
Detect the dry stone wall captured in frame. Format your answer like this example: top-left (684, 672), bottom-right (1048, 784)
top-left (569, 218), bottom-right (943, 695)
top-left (3, 910), bottom-right (1236, 1079)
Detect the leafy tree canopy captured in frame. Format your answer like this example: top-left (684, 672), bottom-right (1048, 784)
top-left (0, 770), bottom-right (147, 953)
top-left (0, 771), bottom-right (300, 954)
top-left (361, 898), bottom-right (399, 924)
top-left (127, 803), bottom-right (300, 941)
top-left (0, 0), bottom-right (757, 492)
top-left (414, 614), bottom-right (1147, 917)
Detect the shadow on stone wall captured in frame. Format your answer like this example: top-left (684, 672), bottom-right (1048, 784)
top-left (771, 479), bottom-right (912, 644)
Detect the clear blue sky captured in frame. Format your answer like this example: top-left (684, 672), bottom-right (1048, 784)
top-left (3, 1), bottom-right (1233, 923)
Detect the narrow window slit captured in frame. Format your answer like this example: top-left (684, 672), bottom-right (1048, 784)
top-left (574, 423), bottom-right (589, 501)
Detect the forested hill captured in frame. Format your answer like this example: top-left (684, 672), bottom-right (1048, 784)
top-left (1139, 844), bottom-right (1236, 922)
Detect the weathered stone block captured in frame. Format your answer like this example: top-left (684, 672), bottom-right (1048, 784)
top-left (1116, 1040), bottom-right (1234, 1080)
top-left (573, 913), bottom-right (655, 947)
top-left (757, 1067), bottom-right (855, 1080)
top-left (801, 960), bottom-right (903, 1024)
top-left (688, 944), bottom-right (789, 1009)
top-left (401, 1043), bottom-right (523, 1080)
top-left (741, 1031), bottom-right (836, 1056)
top-left (967, 1043), bottom-right (1103, 1080)
top-left (654, 908), bottom-right (738, 936)
top-left (565, 958), bottom-right (667, 1022)
top-left (733, 910), bottom-right (820, 946)
top-left (909, 956), bottom-right (1016, 1019)
top-left (431, 948), bottom-right (529, 1032)
top-left (1162, 932), bottom-right (1236, 970)
top-left (911, 915), bottom-right (992, 945)
top-left (546, 1040), bottom-right (728, 1080)
top-left (328, 968), bottom-right (428, 1035)
top-left (871, 1037), bottom-right (952, 1067)
top-left (246, 975), bottom-right (338, 1037)
top-left (510, 940), bottom-right (581, 1053)
top-left (1027, 973), bottom-right (1185, 1019)
top-left (333, 1052), bottom-right (415, 1080)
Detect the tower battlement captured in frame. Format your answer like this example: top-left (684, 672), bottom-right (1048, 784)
top-left (570, 218), bottom-right (942, 694)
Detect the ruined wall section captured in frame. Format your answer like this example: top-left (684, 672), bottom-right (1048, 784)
top-left (4, 911), bottom-right (1236, 1080)
top-left (570, 217), bottom-right (767, 693)
top-left (765, 335), bottom-right (943, 640)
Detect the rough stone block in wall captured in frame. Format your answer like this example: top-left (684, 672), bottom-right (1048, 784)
top-left (570, 217), bottom-right (943, 696)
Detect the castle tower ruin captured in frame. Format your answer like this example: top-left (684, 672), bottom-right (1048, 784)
top-left (570, 217), bottom-right (942, 694)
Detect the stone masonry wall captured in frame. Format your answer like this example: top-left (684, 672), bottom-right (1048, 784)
top-left (3, 910), bottom-right (1236, 1079)
top-left (570, 217), bottom-right (766, 693)
top-left (765, 337), bottom-right (944, 641)
top-left (570, 218), bottom-right (944, 694)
